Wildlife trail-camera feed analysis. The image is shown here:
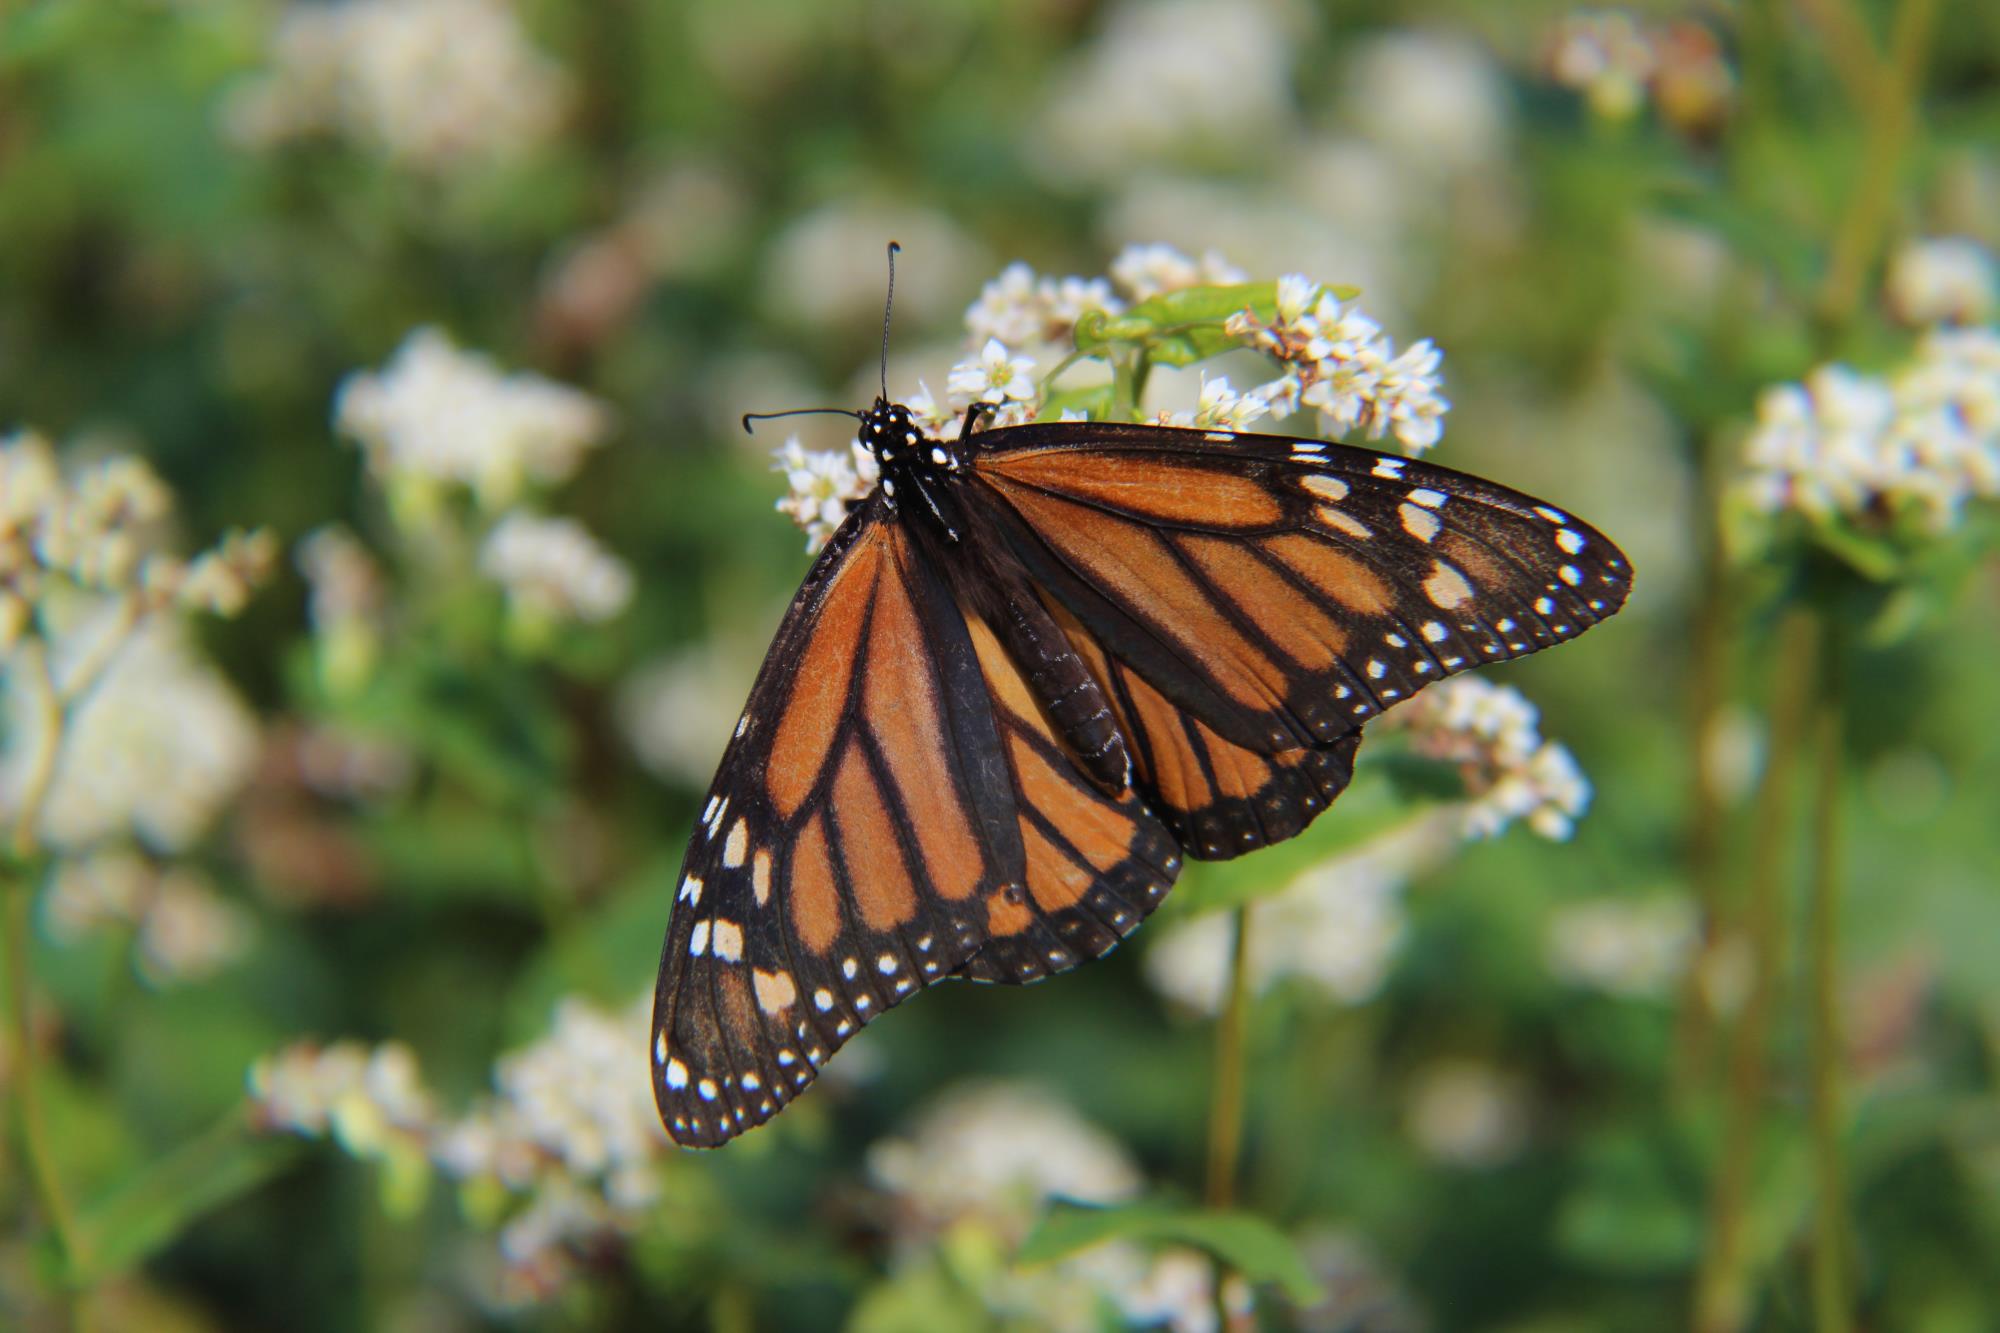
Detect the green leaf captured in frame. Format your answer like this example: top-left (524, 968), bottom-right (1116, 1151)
top-left (1017, 1201), bottom-right (1323, 1306)
top-left (69, 1107), bottom-right (304, 1285)
top-left (1160, 766), bottom-right (1442, 920)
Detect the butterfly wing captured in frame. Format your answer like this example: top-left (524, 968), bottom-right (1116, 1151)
top-left (652, 497), bottom-right (1179, 1147)
top-left (964, 420), bottom-right (1631, 859)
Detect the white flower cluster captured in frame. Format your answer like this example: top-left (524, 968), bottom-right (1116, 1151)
top-left (250, 992), bottom-right (670, 1305)
top-left (772, 248), bottom-right (1452, 549)
top-left (478, 513), bottom-right (634, 626)
top-left (1145, 817), bottom-right (1450, 1015)
top-left (1226, 274), bottom-right (1450, 453)
top-left (1887, 237), bottom-right (1997, 328)
top-left (42, 851), bottom-right (253, 986)
top-left (868, 1080), bottom-right (1220, 1331)
top-left (772, 437), bottom-right (881, 554)
top-left (1402, 1059), bottom-right (1531, 1169)
top-left (224, 0), bottom-right (570, 176)
top-left (336, 328), bottom-right (611, 512)
top-left (1386, 677), bottom-right (1592, 841)
top-left (1545, 895), bottom-right (1698, 1000)
top-left (1544, 11), bottom-right (1734, 134)
top-left (2, 431), bottom-right (276, 650)
top-left (1031, 0), bottom-right (1293, 184)
top-left (297, 525), bottom-right (387, 695)
top-left (1738, 325), bottom-right (2000, 535)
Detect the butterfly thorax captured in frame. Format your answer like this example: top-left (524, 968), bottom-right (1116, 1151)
top-left (860, 397), bottom-right (970, 541)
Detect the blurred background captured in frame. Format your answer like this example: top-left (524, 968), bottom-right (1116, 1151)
top-left (2, 0), bottom-right (1998, 1328)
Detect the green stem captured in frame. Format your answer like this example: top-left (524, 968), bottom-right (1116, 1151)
top-left (4, 864), bottom-right (91, 1328)
top-left (1205, 905), bottom-right (1253, 1209)
top-left (1692, 606), bottom-right (1819, 1333)
top-left (1807, 623), bottom-right (1852, 1333)
top-left (1205, 904), bottom-right (1254, 1329)
top-left (1813, 0), bottom-right (1939, 347)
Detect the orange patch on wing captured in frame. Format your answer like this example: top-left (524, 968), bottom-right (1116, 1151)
top-left (788, 814), bottom-right (841, 954)
top-left (1021, 819), bottom-right (1094, 911)
top-left (993, 484), bottom-right (1285, 712)
top-left (965, 613), bottom-right (1043, 725)
top-left (767, 529), bottom-right (884, 818)
top-left (1117, 666), bottom-right (1210, 814)
top-left (831, 744), bottom-right (917, 932)
top-left (863, 558), bottom-right (983, 901)
top-left (717, 968), bottom-right (757, 1043)
top-left (985, 885), bottom-right (1033, 936)
top-left (981, 451), bottom-right (1285, 528)
top-left (1261, 534), bottom-right (1395, 616)
top-left (1175, 532), bottom-right (1348, 670)
top-left (1008, 734), bottom-right (1134, 880)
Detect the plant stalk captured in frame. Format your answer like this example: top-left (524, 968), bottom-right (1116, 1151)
top-left (1691, 605), bottom-right (1819, 1333)
top-left (1806, 624), bottom-right (1852, 1333)
top-left (1205, 904), bottom-right (1255, 1331)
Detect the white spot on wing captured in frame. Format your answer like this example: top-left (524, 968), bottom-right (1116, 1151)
top-left (752, 849), bottom-right (772, 906)
top-left (712, 919), bottom-right (744, 963)
top-left (1316, 505), bottom-right (1372, 540)
top-left (1301, 474), bottom-right (1349, 502)
top-left (688, 921), bottom-right (709, 956)
top-left (723, 818), bottom-right (748, 868)
top-left (1424, 562), bottom-right (1474, 609)
top-left (1400, 503), bottom-right (1441, 542)
top-left (1408, 487), bottom-right (1446, 508)
top-left (1555, 528), bottom-right (1584, 554)
top-left (666, 1058), bottom-right (688, 1089)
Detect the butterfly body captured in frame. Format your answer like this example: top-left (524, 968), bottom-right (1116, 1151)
top-left (653, 400), bottom-right (1630, 1147)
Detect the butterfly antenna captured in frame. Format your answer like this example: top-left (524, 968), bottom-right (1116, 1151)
top-left (741, 407), bottom-right (864, 434)
top-left (880, 240), bottom-right (900, 402)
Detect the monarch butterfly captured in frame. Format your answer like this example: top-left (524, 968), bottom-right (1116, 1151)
top-left (653, 253), bottom-right (1630, 1147)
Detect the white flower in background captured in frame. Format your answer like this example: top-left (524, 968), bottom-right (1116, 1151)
top-left (254, 992), bottom-right (671, 1304)
top-left (1886, 237), bottom-right (1997, 327)
top-left (136, 869), bottom-right (255, 986)
top-left (1109, 242), bottom-right (1248, 302)
top-left (1545, 11), bottom-right (1656, 120)
top-left (1546, 896), bottom-right (1698, 1000)
top-left (478, 513), bottom-right (633, 625)
top-left (297, 525), bottom-right (387, 694)
top-left (43, 852), bottom-right (252, 986)
top-left (1403, 1059), bottom-right (1531, 1168)
top-left (1, 613), bottom-right (261, 853)
top-left (336, 328), bottom-right (611, 512)
top-left (869, 1080), bottom-right (1222, 1330)
top-left (1341, 31), bottom-right (1511, 177)
top-left (617, 646), bottom-right (748, 789)
top-left (250, 1040), bottom-right (436, 1158)
top-left (1032, 0), bottom-right (1294, 183)
top-left (761, 203), bottom-right (982, 331)
top-left (1384, 677), bottom-right (1591, 841)
top-left (869, 1081), bottom-right (1141, 1242)
top-left (482, 996), bottom-right (667, 1210)
top-left (1737, 327), bottom-right (2000, 534)
top-left (772, 436), bottom-right (880, 554)
top-left (1145, 817), bottom-right (1452, 1015)
top-left (224, 0), bottom-right (570, 175)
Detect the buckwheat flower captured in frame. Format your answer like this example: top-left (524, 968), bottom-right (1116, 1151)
top-left (1545, 11), bottom-right (1656, 121)
top-left (1546, 896), bottom-right (1698, 1000)
top-left (1109, 243), bottom-right (1247, 301)
top-left (1145, 817), bottom-right (1451, 1014)
top-left (1192, 375), bottom-right (1271, 431)
top-left (773, 436), bottom-right (879, 554)
top-left (136, 868), bottom-right (254, 986)
top-left (1887, 237), bottom-right (1997, 328)
top-left (41, 849), bottom-right (151, 941)
top-left (902, 381), bottom-right (959, 436)
top-left (486, 995), bottom-right (666, 1203)
top-left (335, 328), bottom-right (611, 513)
top-left (869, 1081), bottom-right (1141, 1246)
top-left (478, 513), bottom-right (633, 626)
top-left (1032, 0), bottom-right (1292, 183)
top-left (297, 526), bottom-right (387, 694)
top-left (1, 614), bottom-right (260, 853)
top-left (224, 0), bottom-right (570, 176)
top-left (946, 338), bottom-right (1038, 409)
top-left (250, 1040), bottom-right (436, 1158)
top-left (1386, 677), bottom-right (1592, 841)
top-left (965, 261), bottom-right (1046, 348)
top-left (1341, 31), bottom-right (1511, 177)
top-left (617, 647), bottom-right (745, 788)
top-left (1231, 287), bottom-right (1450, 454)
top-left (1403, 1059), bottom-right (1530, 1168)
